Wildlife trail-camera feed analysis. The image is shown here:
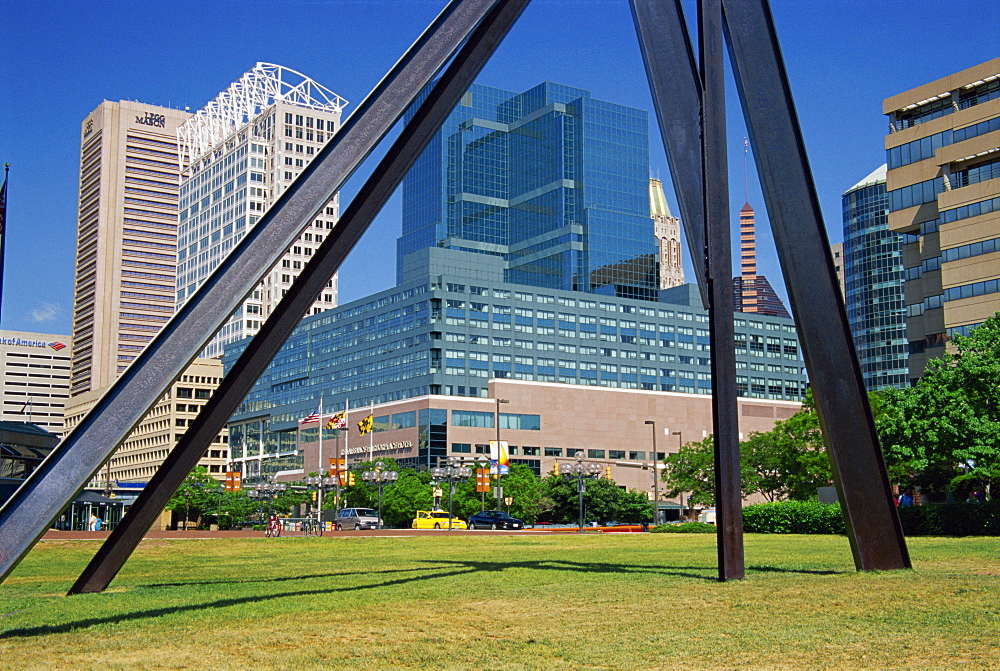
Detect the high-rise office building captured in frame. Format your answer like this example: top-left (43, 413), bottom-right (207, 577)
top-left (396, 82), bottom-right (656, 299)
top-left (176, 63), bottom-right (347, 358)
top-left (650, 178), bottom-right (684, 289)
top-left (1, 330), bottom-right (71, 435)
top-left (71, 101), bottom-right (191, 396)
top-left (842, 165), bottom-right (908, 390)
top-left (732, 202), bottom-right (790, 318)
top-left (884, 58), bottom-right (1000, 381)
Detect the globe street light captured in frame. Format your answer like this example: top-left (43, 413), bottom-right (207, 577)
top-left (431, 457), bottom-right (472, 530)
top-left (254, 479), bottom-right (286, 520)
top-left (559, 452), bottom-right (604, 533)
top-left (361, 461), bottom-right (398, 530)
top-left (304, 475), bottom-right (337, 535)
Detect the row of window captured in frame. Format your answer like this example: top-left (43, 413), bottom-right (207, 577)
top-left (944, 277), bottom-right (1000, 303)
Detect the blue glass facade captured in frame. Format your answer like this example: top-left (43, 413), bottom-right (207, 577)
top-left (225, 249), bottom-right (807, 475)
top-left (397, 83), bottom-right (655, 299)
top-left (842, 166), bottom-right (908, 390)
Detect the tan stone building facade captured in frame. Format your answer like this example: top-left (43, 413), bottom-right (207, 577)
top-left (286, 379), bottom-right (802, 507)
top-left (65, 358), bottom-right (227, 486)
top-left (884, 58), bottom-right (1000, 380)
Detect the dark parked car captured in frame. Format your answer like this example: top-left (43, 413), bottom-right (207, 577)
top-left (467, 510), bottom-right (525, 530)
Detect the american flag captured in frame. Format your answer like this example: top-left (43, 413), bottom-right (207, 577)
top-left (299, 407), bottom-right (321, 424)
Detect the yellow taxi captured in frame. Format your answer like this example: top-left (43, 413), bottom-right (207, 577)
top-left (411, 510), bottom-right (468, 530)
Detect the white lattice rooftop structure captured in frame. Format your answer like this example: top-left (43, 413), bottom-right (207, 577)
top-left (175, 63), bottom-right (347, 358)
top-left (178, 62), bottom-right (348, 168)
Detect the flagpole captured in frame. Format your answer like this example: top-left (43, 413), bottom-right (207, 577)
top-left (317, 396), bottom-right (324, 475)
top-left (369, 401), bottom-right (374, 461)
top-left (317, 395), bottom-right (324, 523)
top-left (0, 164), bottom-right (9, 326)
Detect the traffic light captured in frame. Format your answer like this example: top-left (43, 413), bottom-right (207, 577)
top-left (347, 471), bottom-right (355, 486)
top-left (605, 465), bottom-right (613, 480)
top-left (552, 462), bottom-right (560, 477)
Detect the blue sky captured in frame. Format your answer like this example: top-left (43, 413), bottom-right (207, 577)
top-left (1, 0), bottom-right (997, 336)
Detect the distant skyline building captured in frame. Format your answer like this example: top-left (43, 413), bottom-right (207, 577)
top-left (732, 202), bottom-right (790, 318)
top-left (650, 178), bottom-right (684, 289)
top-left (884, 58), bottom-right (1000, 381)
top-left (842, 165), bottom-right (908, 390)
top-left (1, 329), bottom-right (71, 436)
top-left (396, 82), bottom-right (657, 300)
top-left (176, 63), bottom-right (347, 358)
top-left (70, 100), bottom-right (191, 397)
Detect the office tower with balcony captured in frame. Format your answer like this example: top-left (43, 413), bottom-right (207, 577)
top-left (176, 63), bottom-right (347, 358)
top-left (884, 58), bottom-right (1000, 381)
top-left (396, 82), bottom-right (657, 300)
top-left (71, 101), bottom-right (191, 396)
top-left (842, 165), bottom-right (907, 390)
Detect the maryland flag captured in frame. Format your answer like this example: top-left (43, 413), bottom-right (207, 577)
top-left (357, 414), bottom-right (374, 435)
top-left (326, 411), bottom-right (347, 430)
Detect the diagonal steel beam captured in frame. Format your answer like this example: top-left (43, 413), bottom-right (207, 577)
top-left (698, 0), bottom-right (744, 581)
top-left (630, 0), bottom-right (709, 306)
top-left (721, 0), bottom-right (909, 570)
top-left (67, 0), bottom-right (530, 595)
top-left (0, 0), bottom-right (511, 585)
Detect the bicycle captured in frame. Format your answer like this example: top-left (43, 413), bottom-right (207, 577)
top-left (265, 515), bottom-right (282, 538)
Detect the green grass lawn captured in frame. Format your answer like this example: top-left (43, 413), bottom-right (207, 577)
top-left (1, 533), bottom-right (998, 670)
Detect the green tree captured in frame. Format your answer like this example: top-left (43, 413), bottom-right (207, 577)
top-left (380, 469), bottom-right (434, 527)
top-left (497, 463), bottom-right (543, 523)
top-left (661, 435), bottom-right (717, 507)
top-left (166, 466), bottom-right (217, 528)
top-left (876, 312), bottom-right (1000, 500)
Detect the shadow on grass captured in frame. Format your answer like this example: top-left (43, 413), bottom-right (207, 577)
top-left (1, 558), bottom-right (719, 638)
top-left (745, 565), bottom-right (845, 576)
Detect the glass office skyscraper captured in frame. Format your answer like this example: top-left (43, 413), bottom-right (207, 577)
top-left (397, 82), bottom-right (656, 299)
top-left (843, 165), bottom-right (907, 390)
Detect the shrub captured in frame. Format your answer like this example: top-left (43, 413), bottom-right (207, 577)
top-left (742, 500), bottom-right (846, 534)
top-left (897, 500), bottom-right (1000, 536)
top-left (650, 522), bottom-right (717, 533)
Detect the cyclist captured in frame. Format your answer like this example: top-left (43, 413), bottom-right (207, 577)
top-left (265, 513), bottom-right (282, 538)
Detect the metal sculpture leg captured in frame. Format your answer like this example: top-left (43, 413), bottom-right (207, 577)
top-left (630, 0), bottom-right (708, 305)
top-left (0, 0), bottom-right (512, 585)
top-left (699, 0), bottom-right (744, 581)
top-left (721, 0), bottom-right (909, 570)
top-left (67, 0), bottom-right (529, 594)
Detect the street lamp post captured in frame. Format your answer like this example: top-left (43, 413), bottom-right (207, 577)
top-left (559, 451), bottom-right (604, 533)
top-left (494, 398), bottom-right (509, 510)
top-left (304, 475), bottom-right (337, 535)
top-left (671, 431), bottom-right (684, 518)
top-left (431, 457), bottom-right (472, 530)
top-left (645, 420), bottom-right (660, 526)
top-left (253, 479), bottom-right (287, 521)
top-left (361, 461), bottom-right (398, 530)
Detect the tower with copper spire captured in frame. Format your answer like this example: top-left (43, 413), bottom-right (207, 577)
top-left (732, 202), bottom-right (790, 318)
top-left (650, 178), bottom-right (684, 289)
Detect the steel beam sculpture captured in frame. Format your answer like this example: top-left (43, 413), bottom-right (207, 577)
top-left (0, 0), bottom-right (521, 584)
top-left (0, 0), bottom-right (909, 589)
top-left (67, 0), bottom-right (530, 595)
